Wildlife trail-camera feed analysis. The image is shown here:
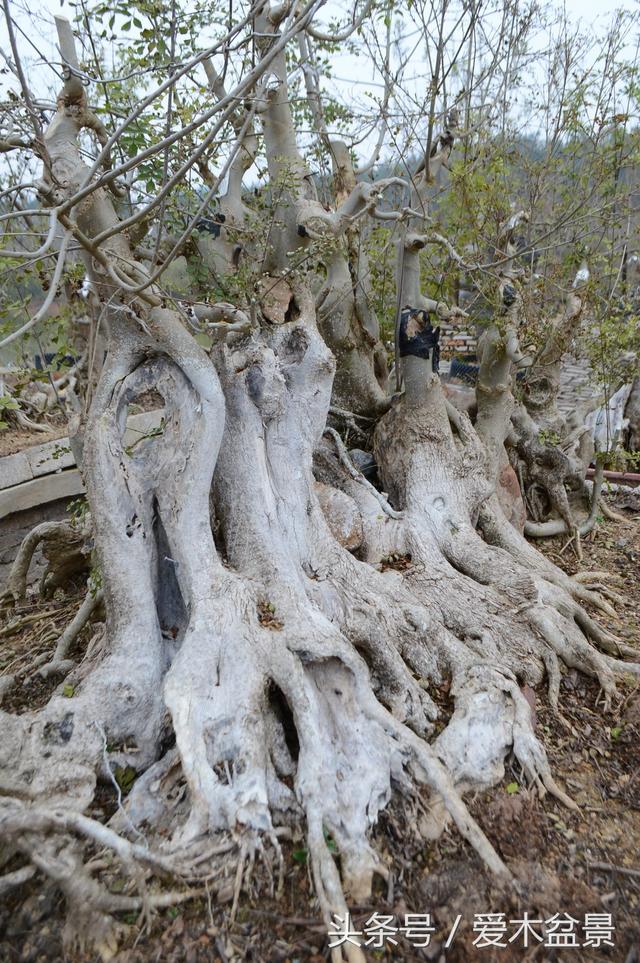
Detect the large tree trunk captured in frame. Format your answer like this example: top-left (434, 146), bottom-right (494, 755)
top-left (315, 140), bottom-right (391, 417)
top-left (2, 13), bottom-right (640, 962)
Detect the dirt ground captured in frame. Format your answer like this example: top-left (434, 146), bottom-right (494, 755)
top-left (0, 421), bottom-right (70, 459)
top-left (0, 496), bottom-right (639, 963)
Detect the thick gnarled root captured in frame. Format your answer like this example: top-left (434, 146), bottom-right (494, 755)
top-left (163, 596), bottom-right (291, 843)
top-left (1, 517), bottom-right (91, 604)
top-left (107, 552), bottom-right (512, 942)
top-left (0, 797), bottom-right (217, 957)
top-left (36, 588), bottom-right (104, 679)
top-left (3, 318), bottom-right (636, 960)
top-left (478, 495), bottom-right (619, 617)
top-left (433, 664), bottom-right (576, 809)
top-left (0, 499), bottom-right (610, 960)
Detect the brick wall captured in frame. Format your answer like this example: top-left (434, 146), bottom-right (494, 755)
top-left (440, 319), bottom-right (478, 359)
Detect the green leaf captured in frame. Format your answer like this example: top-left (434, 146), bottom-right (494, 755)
top-left (62, 683), bottom-right (75, 697)
top-left (506, 782), bottom-right (519, 794)
top-left (324, 829), bottom-right (337, 852)
top-left (114, 764), bottom-right (137, 793)
top-left (610, 726), bottom-right (623, 741)
top-left (292, 848), bottom-right (308, 865)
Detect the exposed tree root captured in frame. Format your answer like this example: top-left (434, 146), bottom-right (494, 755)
top-left (1, 517), bottom-right (90, 604)
top-left (3, 12), bottom-right (637, 960)
top-left (1, 313), bottom-right (637, 959)
top-left (1, 798), bottom-right (207, 957)
top-left (599, 496), bottom-right (630, 524)
top-left (0, 864), bottom-right (35, 896)
top-left (524, 462), bottom-right (604, 541)
top-left (37, 588), bottom-right (104, 678)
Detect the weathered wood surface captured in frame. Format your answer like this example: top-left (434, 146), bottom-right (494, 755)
top-left (0, 471), bottom-right (85, 521)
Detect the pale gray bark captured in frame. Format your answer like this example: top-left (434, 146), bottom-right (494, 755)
top-left (1, 14), bottom-right (638, 961)
top-left (315, 142), bottom-right (391, 417)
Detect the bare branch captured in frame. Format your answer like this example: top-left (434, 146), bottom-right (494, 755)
top-left (306, 0), bottom-right (374, 43)
top-left (0, 231), bottom-right (71, 350)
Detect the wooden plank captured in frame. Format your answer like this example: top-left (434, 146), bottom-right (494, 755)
top-left (25, 438), bottom-right (76, 478)
top-left (0, 470), bottom-right (85, 520)
top-left (0, 451), bottom-right (33, 489)
top-left (0, 410), bottom-right (164, 492)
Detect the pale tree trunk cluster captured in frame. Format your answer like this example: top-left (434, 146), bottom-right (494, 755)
top-left (1, 5), bottom-right (639, 960)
